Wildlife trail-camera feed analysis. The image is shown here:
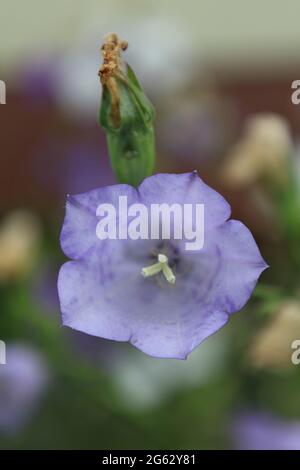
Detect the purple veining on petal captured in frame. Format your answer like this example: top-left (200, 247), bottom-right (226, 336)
top-left (58, 172), bottom-right (268, 359)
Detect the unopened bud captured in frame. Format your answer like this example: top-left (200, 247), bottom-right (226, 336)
top-left (99, 34), bottom-right (155, 187)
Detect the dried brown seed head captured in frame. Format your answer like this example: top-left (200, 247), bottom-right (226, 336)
top-left (99, 33), bottom-right (128, 85)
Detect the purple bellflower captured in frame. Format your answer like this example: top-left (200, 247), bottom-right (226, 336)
top-left (232, 410), bottom-right (300, 450)
top-left (0, 344), bottom-right (49, 434)
top-left (58, 172), bottom-right (267, 359)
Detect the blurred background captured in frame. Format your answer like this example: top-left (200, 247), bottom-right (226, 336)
top-left (1, 0), bottom-right (300, 450)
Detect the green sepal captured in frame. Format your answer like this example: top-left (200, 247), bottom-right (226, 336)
top-left (99, 63), bottom-right (155, 187)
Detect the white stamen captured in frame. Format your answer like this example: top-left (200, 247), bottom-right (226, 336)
top-left (141, 253), bottom-right (176, 285)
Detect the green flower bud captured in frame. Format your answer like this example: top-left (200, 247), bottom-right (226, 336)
top-left (98, 34), bottom-right (155, 187)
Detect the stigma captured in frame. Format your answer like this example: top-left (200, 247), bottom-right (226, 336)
top-left (141, 253), bottom-right (176, 285)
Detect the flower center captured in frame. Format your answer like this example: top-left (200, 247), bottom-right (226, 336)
top-left (141, 253), bottom-right (176, 284)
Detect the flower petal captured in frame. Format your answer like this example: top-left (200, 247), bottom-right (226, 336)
top-left (58, 237), bottom-right (229, 359)
top-left (207, 219), bottom-right (268, 314)
top-left (60, 184), bottom-right (138, 259)
top-left (58, 173), bottom-right (267, 359)
top-left (138, 172), bottom-right (231, 228)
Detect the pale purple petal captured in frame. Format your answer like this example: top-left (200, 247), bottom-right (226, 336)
top-left (138, 172), bottom-right (231, 228)
top-left (205, 219), bottom-right (268, 314)
top-left (60, 184), bottom-right (137, 259)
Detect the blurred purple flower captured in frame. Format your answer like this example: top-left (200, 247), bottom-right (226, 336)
top-left (32, 132), bottom-right (115, 200)
top-left (232, 410), bottom-right (300, 450)
top-left (17, 57), bottom-right (58, 104)
top-left (31, 262), bottom-right (61, 315)
top-left (159, 97), bottom-right (232, 164)
top-left (58, 172), bottom-right (267, 359)
top-left (0, 344), bottom-right (49, 434)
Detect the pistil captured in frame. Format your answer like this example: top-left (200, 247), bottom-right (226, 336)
top-left (141, 253), bottom-right (176, 284)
